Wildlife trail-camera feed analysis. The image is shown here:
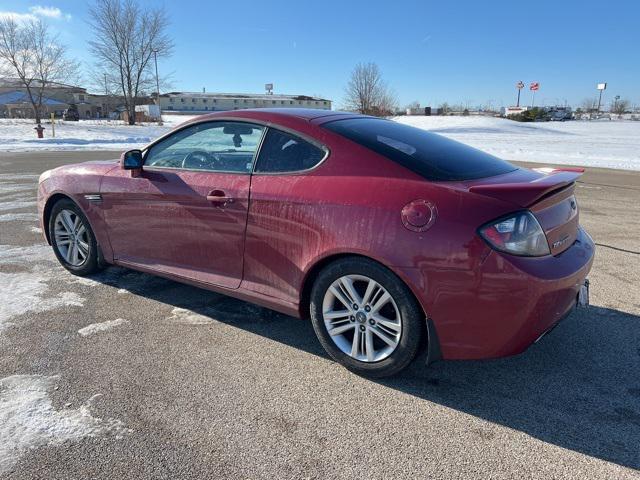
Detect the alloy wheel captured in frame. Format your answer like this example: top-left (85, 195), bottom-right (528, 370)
top-left (322, 274), bottom-right (402, 362)
top-left (54, 209), bottom-right (90, 267)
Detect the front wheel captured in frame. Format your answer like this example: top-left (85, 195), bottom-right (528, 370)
top-left (49, 199), bottom-right (101, 276)
top-left (310, 257), bottom-right (424, 377)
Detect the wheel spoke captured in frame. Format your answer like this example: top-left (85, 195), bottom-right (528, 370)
top-left (64, 242), bottom-right (73, 262)
top-left (361, 279), bottom-right (378, 306)
top-left (77, 239), bottom-right (89, 256)
top-left (329, 285), bottom-right (353, 311)
top-left (61, 210), bottom-right (75, 233)
top-left (71, 243), bottom-right (80, 264)
top-left (324, 310), bottom-right (351, 320)
top-left (370, 291), bottom-right (391, 314)
top-left (57, 239), bottom-right (71, 246)
top-left (351, 329), bottom-right (362, 357)
top-left (76, 224), bottom-right (86, 237)
top-left (329, 323), bottom-right (355, 336)
top-left (371, 325), bottom-right (397, 347)
top-left (372, 314), bottom-right (401, 333)
top-left (365, 329), bottom-right (375, 361)
top-left (339, 276), bottom-right (361, 306)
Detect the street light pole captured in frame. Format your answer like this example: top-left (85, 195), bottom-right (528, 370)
top-left (596, 83), bottom-right (607, 118)
top-left (153, 49), bottom-right (162, 125)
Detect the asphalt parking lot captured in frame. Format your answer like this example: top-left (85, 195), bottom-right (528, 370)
top-left (0, 151), bottom-right (639, 479)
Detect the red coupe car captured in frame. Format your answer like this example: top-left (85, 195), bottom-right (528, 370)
top-left (37, 109), bottom-right (593, 377)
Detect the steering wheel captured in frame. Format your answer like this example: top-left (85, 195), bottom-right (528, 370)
top-left (181, 150), bottom-right (219, 170)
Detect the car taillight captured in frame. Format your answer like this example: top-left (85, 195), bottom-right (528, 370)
top-left (479, 211), bottom-right (550, 257)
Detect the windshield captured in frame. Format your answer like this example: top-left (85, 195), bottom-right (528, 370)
top-left (323, 117), bottom-right (517, 181)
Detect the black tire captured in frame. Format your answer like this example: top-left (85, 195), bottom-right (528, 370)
top-left (310, 257), bottom-right (424, 378)
top-left (49, 198), bottom-right (101, 276)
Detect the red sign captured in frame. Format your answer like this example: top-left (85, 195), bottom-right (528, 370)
top-left (530, 82), bottom-right (540, 91)
top-left (516, 81), bottom-right (525, 89)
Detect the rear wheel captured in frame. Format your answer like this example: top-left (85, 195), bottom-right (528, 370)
top-left (310, 257), bottom-right (424, 377)
top-left (49, 199), bottom-right (101, 276)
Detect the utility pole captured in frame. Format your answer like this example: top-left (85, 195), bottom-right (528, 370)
top-left (104, 73), bottom-right (108, 120)
top-left (596, 83), bottom-right (607, 118)
top-left (516, 81), bottom-right (524, 107)
top-left (153, 49), bottom-right (163, 125)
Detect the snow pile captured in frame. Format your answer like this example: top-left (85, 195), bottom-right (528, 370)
top-left (0, 115), bottom-right (197, 152)
top-left (78, 318), bottom-right (129, 337)
top-left (394, 116), bottom-right (640, 171)
top-left (0, 375), bottom-right (130, 474)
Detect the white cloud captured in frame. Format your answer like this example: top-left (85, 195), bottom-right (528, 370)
top-left (29, 6), bottom-right (62, 18)
top-left (0, 5), bottom-right (71, 23)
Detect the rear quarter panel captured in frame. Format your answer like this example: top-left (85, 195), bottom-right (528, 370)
top-left (242, 130), bottom-right (519, 316)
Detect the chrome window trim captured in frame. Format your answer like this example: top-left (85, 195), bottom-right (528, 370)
top-left (250, 126), bottom-right (330, 176)
top-left (140, 116), bottom-right (331, 177)
top-left (142, 119), bottom-right (267, 175)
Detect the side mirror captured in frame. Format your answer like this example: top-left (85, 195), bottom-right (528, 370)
top-left (121, 149), bottom-right (143, 170)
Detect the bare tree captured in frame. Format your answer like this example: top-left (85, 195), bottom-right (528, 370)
top-left (580, 97), bottom-right (597, 113)
top-left (88, 0), bottom-right (173, 125)
top-left (344, 62), bottom-right (397, 116)
top-left (611, 98), bottom-right (630, 117)
top-left (0, 17), bottom-right (79, 124)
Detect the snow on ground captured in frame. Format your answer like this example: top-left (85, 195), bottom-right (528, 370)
top-left (395, 116), bottom-right (640, 171)
top-left (0, 174), bottom-right (132, 472)
top-left (166, 307), bottom-right (218, 325)
top-left (0, 115), bottom-right (196, 152)
top-left (77, 318), bottom-right (129, 337)
top-left (1, 113), bottom-right (639, 170)
top-left (0, 375), bottom-right (130, 474)
top-left (0, 174), bottom-right (86, 331)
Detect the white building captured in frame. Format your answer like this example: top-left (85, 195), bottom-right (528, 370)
top-left (159, 92), bottom-right (331, 113)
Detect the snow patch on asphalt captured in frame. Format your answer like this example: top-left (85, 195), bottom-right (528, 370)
top-left (0, 212), bottom-right (39, 222)
top-left (29, 226), bottom-right (42, 234)
top-left (0, 271), bottom-right (84, 331)
top-left (0, 183), bottom-right (34, 195)
top-left (0, 375), bottom-right (130, 474)
top-left (167, 307), bottom-right (217, 325)
top-left (78, 318), bottom-right (129, 337)
top-left (0, 200), bottom-right (37, 212)
top-left (0, 244), bottom-right (55, 265)
top-left (0, 174), bottom-right (40, 181)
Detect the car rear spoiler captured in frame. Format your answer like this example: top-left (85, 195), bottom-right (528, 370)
top-left (469, 168), bottom-right (584, 207)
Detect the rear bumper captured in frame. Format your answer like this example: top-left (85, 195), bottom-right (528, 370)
top-left (402, 227), bottom-right (595, 360)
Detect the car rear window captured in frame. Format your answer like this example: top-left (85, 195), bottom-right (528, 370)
top-left (322, 117), bottom-right (517, 181)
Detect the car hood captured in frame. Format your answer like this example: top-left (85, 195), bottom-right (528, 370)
top-left (40, 159), bottom-right (119, 183)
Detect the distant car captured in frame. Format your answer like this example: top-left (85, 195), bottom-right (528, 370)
top-left (37, 109), bottom-right (594, 377)
top-left (63, 104), bottom-right (79, 121)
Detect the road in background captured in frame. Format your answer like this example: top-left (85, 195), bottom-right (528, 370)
top-left (0, 151), bottom-right (638, 479)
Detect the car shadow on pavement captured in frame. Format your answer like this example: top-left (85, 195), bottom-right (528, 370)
top-left (90, 266), bottom-right (640, 471)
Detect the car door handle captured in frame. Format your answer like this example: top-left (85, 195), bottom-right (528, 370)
top-left (206, 190), bottom-right (234, 205)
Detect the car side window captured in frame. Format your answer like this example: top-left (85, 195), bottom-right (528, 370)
top-left (254, 128), bottom-right (326, 173)
top-left (144, 121), bottom-right (265, 173)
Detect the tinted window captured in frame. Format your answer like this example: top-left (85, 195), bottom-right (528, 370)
top-left (145, 121), bottom-right (264, 173)
top-left (254, 129), bottom-right (325, 173)
top-left (323, 118), bottom-right (516, 181)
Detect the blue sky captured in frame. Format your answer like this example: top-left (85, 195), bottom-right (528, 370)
top-left (1, 0), bottom-right (637, 108)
